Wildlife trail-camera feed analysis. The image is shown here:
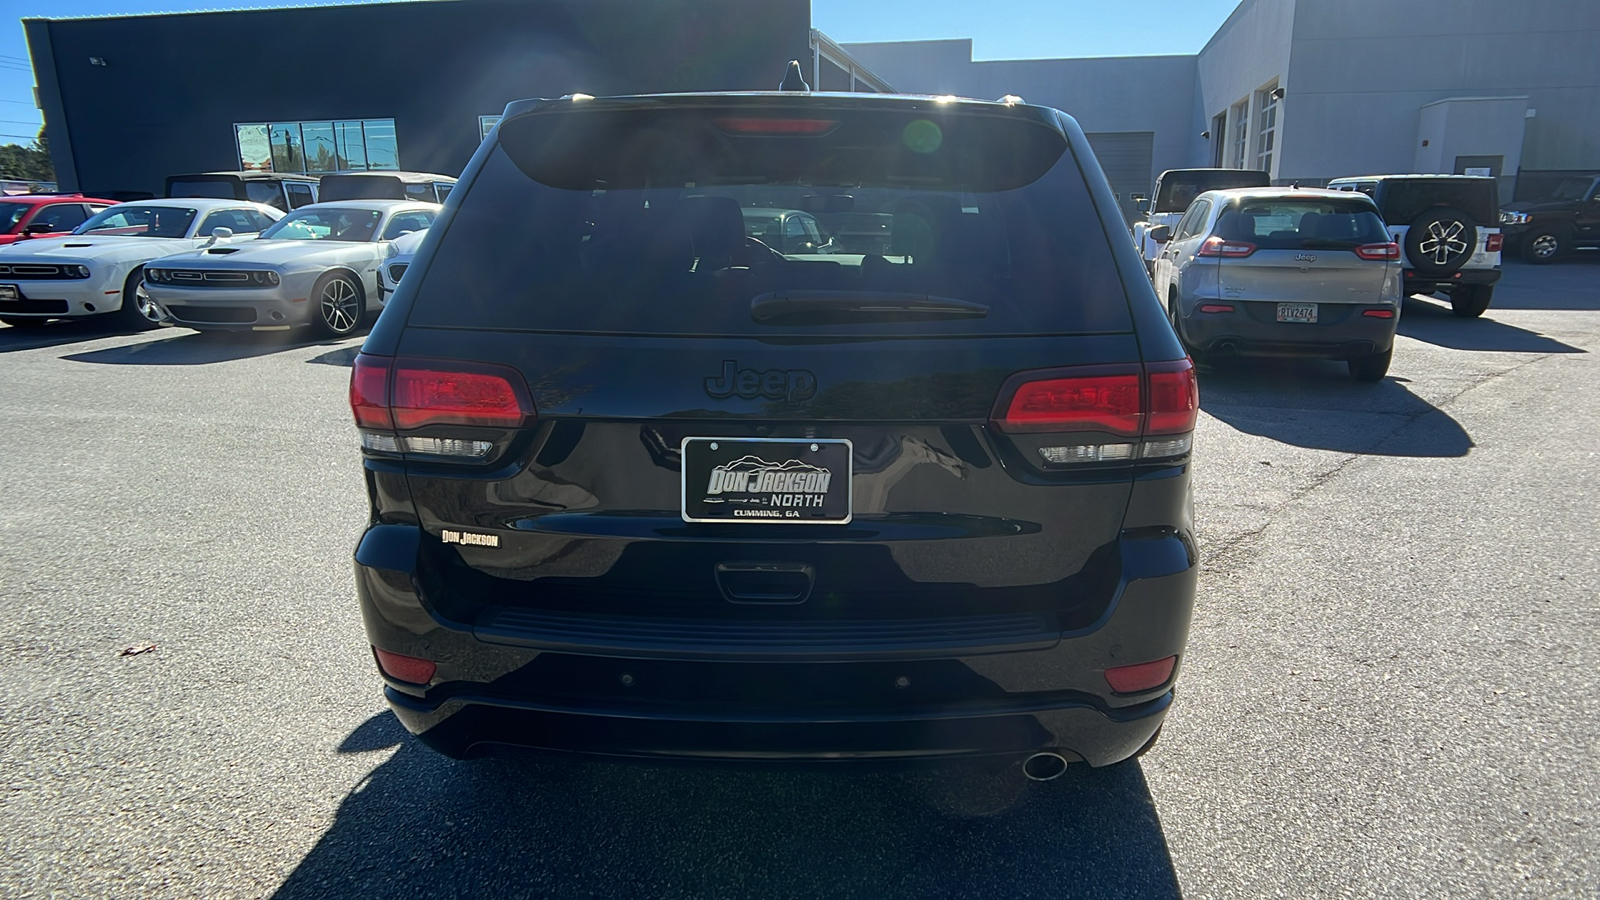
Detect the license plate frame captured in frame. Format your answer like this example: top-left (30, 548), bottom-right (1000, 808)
top-left (1276, 302), bottom-right (1318, 323)
top-left (680, 437), bottom-right (853, 525)
top-left (0, 284), bottom-right (18, 301)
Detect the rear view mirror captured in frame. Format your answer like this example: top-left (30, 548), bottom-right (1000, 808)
top-left (211, 226), bottom-right (234, 241)
top-left (800, 194), bottom-right (855, 214)
top-left (22, 222), bottom-right (54, 235)
top-left (1135, 199), bottom-right (1152, 213)
top-left (1150, 224), bottom-right (1173, 243)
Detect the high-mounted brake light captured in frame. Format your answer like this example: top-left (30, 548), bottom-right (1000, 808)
top-left (712, 117), bottom-right (839, 136)
top-left (1354, 242), bottom-right (1401, 261)
top-left (1197, 236), bottom-right (1257, 258)
top-left (1485, 233), bottom-right (1503, 253)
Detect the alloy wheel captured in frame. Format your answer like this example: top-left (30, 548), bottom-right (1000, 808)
top-left (320, 278), bottom-right (360, 334)
top-left (1417, 219), bottom-right (1468, 267)
top-left (134, 282), bottom-right (162, 323)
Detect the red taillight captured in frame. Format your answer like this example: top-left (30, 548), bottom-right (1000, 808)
top-left (1354, 242), bottom-right (1401, 261)
top-left (1146, 359), bottom-right (1199, 436)
top-left (1362, 308), bottom-right (1396, 319)
top-left (993, 358), bottom-right (1198, 446)
top-left (1198, 303), bottom-right (1234, 314)
top-left (1486, 233), bottom-right (1503, 253)
top-left (1105, 656), bottom-right (1177, 693)
top-left (1197, 236), bottom-right (1257, 258)
top-left (391, 363), bottom-right (531, 430)
top-left (373, 647), bottom-right (436, 685)
top-left (350, 353), bottom-right (393, 430)
top-left (1000, 369), bottom-right (1143, 436)
top-left (712, 117), bottom-right (839, 136)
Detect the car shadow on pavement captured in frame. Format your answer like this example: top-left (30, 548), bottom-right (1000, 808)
top-left (1200, 358), bottom-right (1473, 457)
top-left (273, 713), bottom-right (1182, 900)
top-left (1399, 296), bottom-right (1586, 353)
top-left (0, 319), bottom-right (141, 353)
top-left (59, 329), bottom-right (363, 366)
top-left (1489, 255), bottom-right (1600, 311)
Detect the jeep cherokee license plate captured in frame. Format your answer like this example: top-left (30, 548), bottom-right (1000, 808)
top-left (681, 437), bottom-right (852, 525)
top-left (1277, 302), bottom-right (1317, 323)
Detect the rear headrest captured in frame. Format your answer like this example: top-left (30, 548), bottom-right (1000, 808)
top-left (890, 195), bottom-right (963, 260)
top-left (678, 196), bottom-right (744, 269)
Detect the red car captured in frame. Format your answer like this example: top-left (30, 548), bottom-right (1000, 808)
top-left (0, 194), bottom-right (118, 245)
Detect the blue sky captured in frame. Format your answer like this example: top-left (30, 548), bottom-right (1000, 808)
top-left (1, 0), bottom-right (1242, 145)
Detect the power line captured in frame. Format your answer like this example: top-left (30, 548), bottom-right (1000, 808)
top-left (0, 99), bottom-right (36, 105)
top-left (0, 119), bottom-right (42, 125)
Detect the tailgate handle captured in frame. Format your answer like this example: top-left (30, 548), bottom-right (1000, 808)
top-left (715, 561), bottom-right (814, 605)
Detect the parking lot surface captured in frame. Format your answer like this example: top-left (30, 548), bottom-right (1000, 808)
top-left (0, 260), bottom-right (1595, 899)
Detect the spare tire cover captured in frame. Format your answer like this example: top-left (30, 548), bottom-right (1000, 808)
top-left (1404, 206), bottom-right (1477, 276)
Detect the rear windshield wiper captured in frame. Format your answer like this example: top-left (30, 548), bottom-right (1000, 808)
top-left (750, 291), bottom-right (989, 323)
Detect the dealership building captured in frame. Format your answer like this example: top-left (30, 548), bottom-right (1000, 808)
top-left (24, 0), bottom-right (1600, 208)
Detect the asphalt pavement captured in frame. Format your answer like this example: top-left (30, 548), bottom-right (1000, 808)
top-left (0, 258), bottom-right (1595, 899)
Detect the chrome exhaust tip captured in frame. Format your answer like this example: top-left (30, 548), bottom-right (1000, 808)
top-left (1022, 752), bottom-right (1069, 782)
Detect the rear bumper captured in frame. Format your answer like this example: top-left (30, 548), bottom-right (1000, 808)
top-left (353, 522), bottom-right (1197, 767)
top-left (1404, 267), bottom-right (1501, 291)
top-left (1180, 302), bottom-right (1398, 359)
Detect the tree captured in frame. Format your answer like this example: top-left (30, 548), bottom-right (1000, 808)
top-left (0, 127), bottom-right (56, 184)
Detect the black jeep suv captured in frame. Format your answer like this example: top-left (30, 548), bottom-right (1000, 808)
top-left (349, 90), bottom-right (1199, 777)
top-left (1499, 174), bottom-right (1600, 264)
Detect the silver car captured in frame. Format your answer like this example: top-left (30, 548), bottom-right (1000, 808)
top-left (1150, 188), bottom-right (1403, 381)
top-left (143, 200), bottom-right (439, 338)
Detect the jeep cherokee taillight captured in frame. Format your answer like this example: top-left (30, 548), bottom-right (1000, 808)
top-left (350, 353), bottom-right (535, 460)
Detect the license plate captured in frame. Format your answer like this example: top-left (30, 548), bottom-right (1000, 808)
top-left (0, 284), bottom-right (17, 300)
top-left (681, 437), bottom-right (852, 525)
top-left (1276, 302), bottom-right (1318, 323)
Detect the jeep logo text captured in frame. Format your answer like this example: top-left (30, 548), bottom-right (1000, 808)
top-left (704, 360), bottom-right (817, 404)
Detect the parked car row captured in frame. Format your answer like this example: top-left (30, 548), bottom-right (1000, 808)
top-left (1132, 168), bottom-right (1512, 381)
top-left (0, 194), bottom-right (440, 336)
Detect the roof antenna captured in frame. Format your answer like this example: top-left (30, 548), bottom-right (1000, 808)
top-left (779, 60), bottom-right (810, 92)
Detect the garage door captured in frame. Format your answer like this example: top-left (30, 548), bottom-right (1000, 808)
top-left (1085, 131), bottom-right (1154, 227)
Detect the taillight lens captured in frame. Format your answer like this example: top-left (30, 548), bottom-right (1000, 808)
top-left (350, 353), bottom-right (393, 430)
top-left (392, 363), bottom-right (531, 429)
top-left (1197, 236), bottom-right (1257, 258)
top-left (1354, 242), bottom-right (1401, 261)
top-left (1146, 359), bottom-right (1199, 436)
top-left (1001, 369), bottom-right (1143, 436)
top-left (350, 354), bottom-right (534, 459)
top-left (993, 359), bottom-right (1198, 463)
top-left (1485, 233), bottom-right (1503, 253)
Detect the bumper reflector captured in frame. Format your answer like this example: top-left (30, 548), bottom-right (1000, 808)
top-left (1198, 304), bottom-right (1234, 314)
top-left (1362, 309), bottom-right (1396, 319)
top-left (1105, 656), bottom-right (1177, 693)
top-left (373, 647), bottom-right (436, 685)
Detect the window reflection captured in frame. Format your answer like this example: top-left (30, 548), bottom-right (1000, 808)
top-left (236, 119), bottom-right (399, 172)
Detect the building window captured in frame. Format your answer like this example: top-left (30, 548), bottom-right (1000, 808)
top-left (1254, 83), bottom-right (1279, 175)
top-left (1230, 99), bottom-right (1249, 169)
top-left (234, 119), bottom-right (399, 173)
top-left (1211, 112), bottom-right (1227, 167)
top-left (479, 115), bottom-right (502, 141)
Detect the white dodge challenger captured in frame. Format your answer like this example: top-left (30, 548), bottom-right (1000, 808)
top-left (0, 198), bottom-right (282, 329)
top-left (143, 200), bottom-right (439, 338)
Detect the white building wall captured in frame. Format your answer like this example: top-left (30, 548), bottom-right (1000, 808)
top-left (1280, 0), bottom-right (1600, 183)
top-left (841, 40), bottom-right (1197, 196)
top-left (1194, 0), bottom-right (1297, 178)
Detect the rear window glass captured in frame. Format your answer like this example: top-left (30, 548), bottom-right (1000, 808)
top-left (1154, 170), bottom-right (1270, 212)
top-left (320, 175), bottom-right (403, 201)
top-left (168, 180), bottom-right (236, 200)
top-left (408, 105), bottom-right (1132, 337)
top-left (1215, 197), bottom-right (1387, 249)
top-left (1376, 179), bottom-right (1498, 225)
